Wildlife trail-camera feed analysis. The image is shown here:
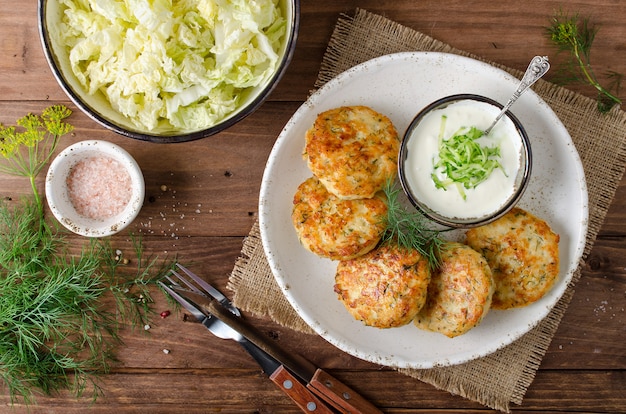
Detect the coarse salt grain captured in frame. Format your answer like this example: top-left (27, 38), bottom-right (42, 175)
top-left (67, 155), bottom-right (132, 219)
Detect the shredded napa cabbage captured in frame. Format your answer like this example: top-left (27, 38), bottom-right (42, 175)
top-left (58, 0), bottom-right (287, 131)
top-left (430, 116), bottom-right (505, 201)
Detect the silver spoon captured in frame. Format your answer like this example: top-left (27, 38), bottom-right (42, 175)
top-left (483, 56), bottom-right (550, 135)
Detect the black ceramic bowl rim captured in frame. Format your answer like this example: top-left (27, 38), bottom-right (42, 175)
top-left (398, 93), bottom-right (533, 228)
top-left (37, 0), bottom-right (300, 143)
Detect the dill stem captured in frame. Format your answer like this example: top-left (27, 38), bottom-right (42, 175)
top-left (575, 45), bottom-right (620, 102)
top-left (35, 134), bottom-right (60, 178)
top-left (29, 174), bottom-right (43, 220)
top-left (567, 24), bottom-right (622, 106)
top-left (572, 42), bottom-right (595, 86)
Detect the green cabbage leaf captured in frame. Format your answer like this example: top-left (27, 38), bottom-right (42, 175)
top-left (59, 0), bottom-right (286, 131)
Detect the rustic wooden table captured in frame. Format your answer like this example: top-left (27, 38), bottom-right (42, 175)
top-left (1, 1), bottom-right (625, 412)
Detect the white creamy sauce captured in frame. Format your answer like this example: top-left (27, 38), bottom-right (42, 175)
top-left (404, 100), bottom-right (522, 219)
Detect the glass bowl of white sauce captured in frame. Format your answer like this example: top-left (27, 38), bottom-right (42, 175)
top-left (45, 140), bottom-right (145, 237)
top-left (399, 94), bottom-right (532, 228)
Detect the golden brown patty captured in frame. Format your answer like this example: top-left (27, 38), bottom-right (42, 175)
top-left (414, 242), bottom-right (494, 338)
top-left (303, 106), bottom-right (400, 200)
top-left (465, 207), bottom-right (560, 310)
top-left (334, 244), bottom-right (430, 328)
top-left (291, 176), bottom-right (388, 261)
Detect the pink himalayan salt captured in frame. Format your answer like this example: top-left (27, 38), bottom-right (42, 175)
top-left (67, 155), bottom-right (132, 220)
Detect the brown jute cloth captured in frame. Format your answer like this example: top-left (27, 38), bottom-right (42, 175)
top-left (228, 9), bottom-right (626, 412)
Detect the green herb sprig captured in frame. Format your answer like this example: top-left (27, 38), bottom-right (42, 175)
top-left (380, 180), bottom-right (445, 269)
top-left (0, 105), bottom-right (73, 217)
top-left (0, 106), bottom-right (173, 405)
top-left (0, 205), bottom-right (109, 402)
top-left (546, 11), bottom-right (623, 113)
top-left (0, 206), bottom-right (169, 404)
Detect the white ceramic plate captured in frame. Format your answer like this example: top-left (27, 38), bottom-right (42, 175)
top-left (259, 52), bottom-right (588, 369)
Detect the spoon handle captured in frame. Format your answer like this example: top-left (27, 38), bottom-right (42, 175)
top-left (484, 56), bottom-right (550, 135)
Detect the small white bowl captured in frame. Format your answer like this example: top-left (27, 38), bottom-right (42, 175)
top-left (45, 140), bottom-right (145, 237)
top-left (398, 94), bottom-right (532, 228)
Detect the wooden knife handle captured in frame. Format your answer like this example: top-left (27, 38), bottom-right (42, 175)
top-left (309, 369), bottom-right (382, 414)
top-left (207, 300), bottom-right (381, 413)
top-left (270, 365), bottom-right (334, 414)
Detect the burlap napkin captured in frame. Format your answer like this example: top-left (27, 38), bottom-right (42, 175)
top-left (228, 9), bottom-right (626, 412)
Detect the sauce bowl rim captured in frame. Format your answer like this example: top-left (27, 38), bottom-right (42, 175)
top-left (398, 93), bottom-right (533, 228)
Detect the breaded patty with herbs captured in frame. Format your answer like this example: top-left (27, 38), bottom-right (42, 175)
top-left (303, 106), bottom-right (400, 200)
top-left (414, 242), bottom-right (494, 338)
top-left (465, 207), bottom-right (560, 310)
top-left (334, 244), bottom-right (430, 328)
top-left (291, 176), bottom-right (388, 261)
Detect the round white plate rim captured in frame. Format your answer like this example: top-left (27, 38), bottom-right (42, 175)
top-left (259, 51), bottom-right (589, 369)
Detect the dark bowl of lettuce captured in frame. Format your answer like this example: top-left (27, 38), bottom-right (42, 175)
top-left (38, 0), bottom-right (299, 143)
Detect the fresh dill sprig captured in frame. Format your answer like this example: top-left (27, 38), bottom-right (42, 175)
top-left (102, 234), bottom-right (176, 328)
top-left (0, 105), bottom-right (73, 216)
top-left (0, 199), bottom-right (173, 405)
top-left (0, 201), bottom-right (107, 404)
top-left (380, 180), bottom-right (445, 269)
top-left (0, 107), bottom-right (174, 405)
top-left (546, 11), bottom-right (623, 113)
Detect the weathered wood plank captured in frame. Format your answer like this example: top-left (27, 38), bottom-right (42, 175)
top-left (1, 370), bottom-right (624, 413)
top-left (3, 1), bottom-right (626, 103)
top-left (1, 0), bottom-right (625, 412)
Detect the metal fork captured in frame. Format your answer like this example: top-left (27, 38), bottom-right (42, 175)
top-left (163, 265), bottom-right (241, 340)
top-left (161, 265), bottom-right (322, 381)
top-left (159, 266), bottom-right (336, 413)
top-left (159, 264), bottom-right (382, 414)
top-left (161, 265), bottom-right (279, 364)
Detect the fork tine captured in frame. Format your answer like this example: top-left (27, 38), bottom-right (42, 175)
top-left (169, 269), bottom-right (203, 294)
top-left (158, 281), bottom-right (206, 322)
top-left (165, 274), bottom-right (183, 287)
top-left (175, 264), bottom-right (235, 311)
